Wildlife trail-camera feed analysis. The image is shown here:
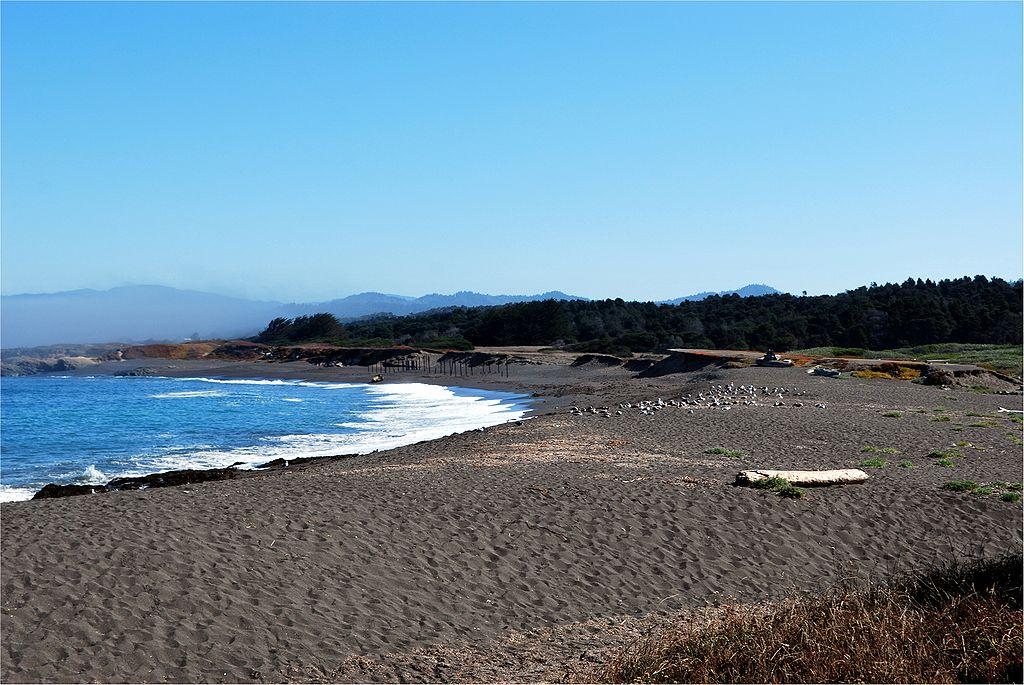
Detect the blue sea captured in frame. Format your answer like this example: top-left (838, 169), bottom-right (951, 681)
top-left (0, 375), bottom-right (530, 502)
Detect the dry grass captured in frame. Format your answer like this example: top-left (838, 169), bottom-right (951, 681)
top-left (851, 362), bottom-right (924, 380)
top-left (590, 554), bottom-right (1022, 684)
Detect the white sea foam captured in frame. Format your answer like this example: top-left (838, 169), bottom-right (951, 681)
top-left (0, 485), bottom-right (38, 503)
top-left (80, 464), bottom-right (107, 484)
top-left (131, 382), bottom-right (529, 474)
top-left (3, 379), bottom-right (530, 501)
top-left (149, 390), bottom-right (226, 399)
top-left (175, 377), bottom-right (358, 390)
top-left (282, 398), bottom-right (304, 402)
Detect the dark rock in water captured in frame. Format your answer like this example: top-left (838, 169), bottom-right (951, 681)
top-left (33, 483), bottom-right (101, 499)
top-left (105, 466), bottom-right (240, 490)
top-left (257, 454), bottom-right (356, 469)
top-left (32, 466), bottom-right (242, 500)
top-left (114, 367), bottom-right (160, 377)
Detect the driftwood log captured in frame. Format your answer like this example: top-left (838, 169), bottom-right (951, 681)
top-left (735, 468), bottom-right (869, 487)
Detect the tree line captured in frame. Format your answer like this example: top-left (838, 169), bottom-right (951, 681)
top-left (254, 276), bottom-right (1022, 355)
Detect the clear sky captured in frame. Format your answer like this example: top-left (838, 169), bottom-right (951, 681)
top-left (2, 1), bottom-right (1021, 302)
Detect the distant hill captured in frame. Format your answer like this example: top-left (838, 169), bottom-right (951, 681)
top-left (312, 290), bottom-right (585, 320)
top-left (0, 282), bottom-right (779, 348)
top-left (0, 285), bottom-right (586, 348)
top-left (659, 283), bottom-right (781, 304)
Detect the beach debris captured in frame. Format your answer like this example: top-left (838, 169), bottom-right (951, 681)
top-left (997, 407), bottom-right (1024, 414)
top-left (808, 367), bottom-right (841, 378)
top-left (736, 468), bottom-right (869, 487)
top-left (755, 349), bottom-right (795, 367)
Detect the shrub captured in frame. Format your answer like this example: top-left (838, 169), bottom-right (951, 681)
top-left (973, 487), bottom-right (994, 497)
top-left (590, 554), bottom-right (1023, 684)
top-left (706, 447), bottom-right (744, 458)
top-left (898, 460), bottom-right (915, 468)
top-left (1000, 492), bottom-right (1022, 503)
top-left (777, 485), bottom-right (804, 499)
top-left (751, 476), bottom-right (790, 491)
top-left (858, 457), bottom-right (887, 469)
top-left (933, 416), bottom-right (952, 422)
top-left (935, 459), bottom-right (955, 468)
top-left (883, 411), bottom-right (903, 418)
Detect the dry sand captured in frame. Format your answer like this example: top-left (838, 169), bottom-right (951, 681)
top-left (1, 353), bottom-right (1022, 682)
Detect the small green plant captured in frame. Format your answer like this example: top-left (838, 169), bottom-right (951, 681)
top-left (941, 480), bottom-right (978, 492)
top-left (882, 411), bottom-right (902, 418)
top-left (1007, 433), bottom-right (1023, 445)
top-left (880, 447), bottom-right (900, 454)
top-left (897, 460), bottom-right (914, 468)
top-left (859, 457), bottom-right (887, 469)
top-left (968, 385), bottom-right (993, 394)
top-left (972, 487), bottom-right (994, 496)
top-left (999, 492), bottom-right (1022, 503)
top-left (932, 415), bottom-right (951, 422)
top-left (706, 447), bottom-right (744, 458)
top-left (969, 421), bottom-right (996, 428)
top-left (861, 446), bottom-right (878, 453)
top-left (777, 484), bottom-right (804, 499)
top-left (934, 407), bottom-right (948, 413)
top-left (926, 449), bottom-right (960, 459)
top-left (1008, 416), bottom-right (1023, 424)
top-left (751, 476), bottom-right (790, 491)
top-left (934, 458), bottom-right (955, 468)
top-left (1007, 482), bottom-right (1023, 491)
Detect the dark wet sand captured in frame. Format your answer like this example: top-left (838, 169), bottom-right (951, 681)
top-left (2, 353), bottom-right (1022, 682)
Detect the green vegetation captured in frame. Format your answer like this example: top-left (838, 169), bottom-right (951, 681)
top-left (942, 481), bottom-right (1022, 503)
top-left (897, 460), bottom-right (914, 468)
top-left (927, 449), bottom-right (961, 459)
top-left (794, 340), bottom-right (1021, 377)
top-left (882, 411), bottom-right (903, 418)
top-left (592, 554), bottom-right (1023, 684)
top-left (969, 421), bottom-right (997, 428)
top-left (934, 459), bottom-right (955, 468)
top-left (750, 476), bottom-right (790, 491)
top-left (262, 277), bottom-right (1022, 355)
top-left (858, 457), bottom-right (887, 469)
top-left (749, 477), bottom-right (805, 500)
top-left (941, 480), bottom-right (979, 492)
top-left (777, 484), bottom-right (805, 499)
top-left (862, 446), bottom-right (899, 455)
top-left (705, 447), bottom-right (745, 458)
top-left (932, 415), bottom-right (952, 422)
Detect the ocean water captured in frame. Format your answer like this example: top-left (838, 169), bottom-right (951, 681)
top-left (0, 375), bottom-right (531, 502)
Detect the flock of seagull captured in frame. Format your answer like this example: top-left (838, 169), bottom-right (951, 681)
top-left (568, 382), bottom-right (828, 418)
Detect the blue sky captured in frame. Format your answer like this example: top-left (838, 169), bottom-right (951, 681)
top-left (2, 1), bottom-right (1021, 302)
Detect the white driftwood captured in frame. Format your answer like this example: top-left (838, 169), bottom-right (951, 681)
top-left (736, 468), bottom-right (869, 487)
top-left (997, 407), bottom-right (1024, 414)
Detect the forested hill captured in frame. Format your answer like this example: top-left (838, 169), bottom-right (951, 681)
top-left (259, 276), bottom-right (1022, 354)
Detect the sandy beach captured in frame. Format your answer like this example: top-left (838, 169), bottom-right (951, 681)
top-left (2, 351), bottom-right (1022, 682)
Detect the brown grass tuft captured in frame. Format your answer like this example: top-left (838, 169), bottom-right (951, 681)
top-left (590, 554), bottom-right (1022, 684)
